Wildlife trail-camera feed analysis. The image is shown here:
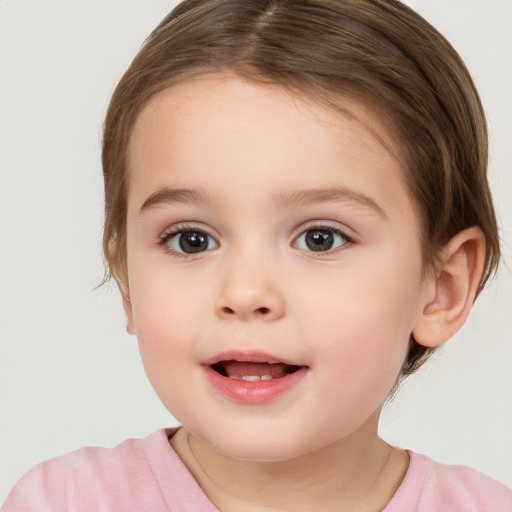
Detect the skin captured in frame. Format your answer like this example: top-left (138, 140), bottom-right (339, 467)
top-left (120, 74), bottom-right (484, 511)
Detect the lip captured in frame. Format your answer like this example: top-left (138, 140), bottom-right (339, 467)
top-left (202, 350), bottom-right (302, 367)
top-left (202, 350), bottom-right (308, 405)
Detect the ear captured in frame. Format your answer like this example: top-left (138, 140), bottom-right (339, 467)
top-left (108, 238), bottom-right (136, 335)
top-left (412, 227), bottom-right (485, 348)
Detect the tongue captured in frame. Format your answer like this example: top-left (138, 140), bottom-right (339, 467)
top-left (223, 361), bottom-right (290, 379)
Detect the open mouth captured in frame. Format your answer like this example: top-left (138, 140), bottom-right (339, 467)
top-left (204, 354), bottom-right (308, 403)
top-left (210, 360), bottom-right (303, 382)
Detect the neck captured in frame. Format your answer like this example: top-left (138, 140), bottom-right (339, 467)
top-left (171, 412), bottom-right (409, 512)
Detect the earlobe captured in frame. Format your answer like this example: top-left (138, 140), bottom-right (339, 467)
top-left (412, 227), bottom-right (485, 348)
top-left (108, 237), bottom-right (136, 335)
top-left (122, 292), bottom-right (136, 335)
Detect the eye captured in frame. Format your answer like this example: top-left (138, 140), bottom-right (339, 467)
top-left (164, 229), bottom-right (219, 254)
top-left (294, 227), bottom-right (348, 252)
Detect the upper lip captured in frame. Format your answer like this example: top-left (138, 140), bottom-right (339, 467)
top-left (202, 349), bottom-right (305, 367)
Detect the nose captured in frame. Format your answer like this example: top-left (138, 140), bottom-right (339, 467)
top-left (214, 254), bottom-right (285, 322)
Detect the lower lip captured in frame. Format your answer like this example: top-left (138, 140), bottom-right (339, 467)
top-left (203, 366), bottom-right (308, 404)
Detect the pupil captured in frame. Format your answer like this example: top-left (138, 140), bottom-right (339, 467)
top-left (179, 231), bottom-right (208, 253)
top-left (306, 230), bottom-right (333, 251)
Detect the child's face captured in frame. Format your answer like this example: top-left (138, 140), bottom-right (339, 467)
top-left (123, 74), bottom-right (431, 461)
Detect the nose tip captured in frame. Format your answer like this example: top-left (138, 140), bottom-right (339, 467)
top-left (214, 251), bottom-right (285, 321)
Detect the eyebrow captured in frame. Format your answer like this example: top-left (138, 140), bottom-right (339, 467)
top-left (273, 187), bottom-right (387, 219)
top-left (139, 187), bottom-right (215, 214)
top-left (139, 185), bottom-right (387, 219)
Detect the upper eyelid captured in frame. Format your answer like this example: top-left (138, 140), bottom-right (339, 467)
top-left (294, 226), bottom-right (350, 244)
top-left (292, 221), bottom-right (354, 240)
top-left (159, 222), bottom-right (218, 240)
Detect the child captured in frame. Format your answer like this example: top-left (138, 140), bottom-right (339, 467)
top-left (3, 0), bottom-right (511, 510)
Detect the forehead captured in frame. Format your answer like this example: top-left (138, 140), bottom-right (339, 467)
top-left (126, 74), bottom-right (413, 220)
top-left (128, 74), bottom-right (401, 160)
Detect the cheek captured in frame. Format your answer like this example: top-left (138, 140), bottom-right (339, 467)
top-left (130, 284), bottom-right (203, 418)
top-left (128, 267), bottom-right (205, 377)
top-left (300, 257), bottom-right (423, 383)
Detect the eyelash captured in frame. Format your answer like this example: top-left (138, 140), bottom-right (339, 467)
top-left (158, 222), bottom-right (353, 257)
top-left (158, 223), bottom-right (216, 258)
top-left (293, 223), bottom-right (352, 255)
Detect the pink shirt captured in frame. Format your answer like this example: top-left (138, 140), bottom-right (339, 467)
top-left (3, 428), bottom-right (512, 511)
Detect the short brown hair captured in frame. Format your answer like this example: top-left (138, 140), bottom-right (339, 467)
top-left (102, 0), bottom-right (500, 377)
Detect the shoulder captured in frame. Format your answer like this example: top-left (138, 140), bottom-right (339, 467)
top-left (1, 428), bottom-right (200, 510)
top-left (386, 450), bottom-right (512, 512)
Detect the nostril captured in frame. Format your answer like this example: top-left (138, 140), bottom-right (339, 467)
top-left (217, 304), bottom-right (275, 317)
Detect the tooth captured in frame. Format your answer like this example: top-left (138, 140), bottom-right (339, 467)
top-left (227, 375), bottom-right (276, 381)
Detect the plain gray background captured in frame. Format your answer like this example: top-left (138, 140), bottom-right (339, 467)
top-left (1, 0), bottom-right (511, 502)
